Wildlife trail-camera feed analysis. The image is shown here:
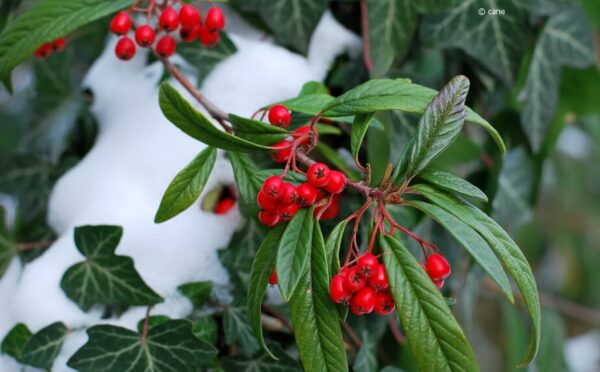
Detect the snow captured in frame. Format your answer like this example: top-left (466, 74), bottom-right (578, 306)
top-left (0, 9), bottom-right (360, 371)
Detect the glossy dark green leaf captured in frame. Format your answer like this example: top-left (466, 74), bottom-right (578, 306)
top-left (178, 281), bottom-right (213, 308)
top-left (381, 235), bottom-right (479, 371)
top-left (222, 344), bottom-right (302, 371)
top-left (192, 317), bottom-right (218, 345)
top-left (324, 220), bottom-right (347, 276)
top-left (0, 206), bottom-right (16, 278)
top-left (278, 93), bottom-right (335, 116)
top-left (159, 83), bottom-right (272, 152)
top-left (351, 113), bottom-right (374, 158)
top-left (229, 114), bottom-right (288, 145)
top-left (418, 169), bottom-right (488, 202)
top-left (136, 316), bottom-right (170, 334)
top-left (67, 320), bottom-right (217, 371)
top-left (177, 32), bottom-right (237, 83)
top-left (228, 152), bottom-right (264, 218)
top-left (154, 146), bottom-right (217, 223)
top-left (20, 322), bottom-right (68, 368)
top-left (224, 303), bottom-right (259, 356)
top-left (1, 323), bottom-right (32, 361)
top-left (354, 330), bottom-right (378, 372)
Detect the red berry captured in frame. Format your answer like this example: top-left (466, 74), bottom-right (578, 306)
top-left (357, 253), bottom-right (378, 278)
top-left (350, 287), bottom-right (376, 315)
top-left (179, 26), bottom-right (200, 43)
top-left (34, 43), bottom-right (52, 59)
top-left (343, 266), bottom-right (366, 293)
top-left (52, 37), bottom-right (66, 51)
top-left (270, 140), bottom-right (292, 163)
top-left (368, 264), bottom-right (389, 291)
top-left (426, 253), bottom-right (451, 280)
top-left (156, 35), bottom-right (176, 58)
top-left (205, 7), bottom-right (226, 31)
top-left (269, 269), bottom-right (278, 285)
top-left (329, 274), bottom-right (351, 303)
top-left (433, 278), bottom-right (444, 289)
top-left (262, 176), bottom-right (284, 200)
top-left (214, 198), bottom-right (235, 215)
top-left (257, 190), bottom-right (277, 210)
top-left (198, 25), bottom-right (220, 47)
top-left (278, 202), bottom-right (299, 222)
top-left (110, 12), bottom-right (132, 35)
top-left (268, 104), bottom-right (291, 128)
top-left (307, 163), bottom-right (331, 188)
top-left (179, 4), bottom-right (201, 29)
top-left (292, 125), bottom-right (312, 138)
top-left (159, 7), bottom-right (180, 31)
top-left (135, 25), bottom-right (156, 47)
top-left (315, 197), bottom-right (340, 220)
top-left (296, 183), bottom-right (318, 206)
top-left (324, 170), bottom-right (346, 194)
top-left (279, 183), bottom-right (298, 205)
top-left (115, 37), bottom-right (136, 61)
top-left (259, 209), bottom-right (280, 226)
top-left (374, 291), bottom-right (395, 315)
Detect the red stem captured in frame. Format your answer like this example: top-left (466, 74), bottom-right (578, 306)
top-left (360, 0), bottom-right (373, 73)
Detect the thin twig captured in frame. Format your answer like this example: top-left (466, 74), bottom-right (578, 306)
top-left (141, 305), bottom-right (153, 342)
top-left (360, 0), bottom-right (373, 73)
top-left (17, 240), bottom-right (55, 251)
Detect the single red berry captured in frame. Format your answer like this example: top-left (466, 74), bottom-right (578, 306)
top-left (279, 183), bottom-right (298, 205)
top-left (357, 253), bottom-right (379, 278)
top-left (426, 253), bottom-right (451, 280)
top-left (52, 37), bottom-right (66, 51)
top-left (179, 26), bottom-right (200, 43)
top-left (262, 176), bottom-right (284, 200)
top-left (268, 104), bottom-right (291, 128)
top-left (198, 25), bottom-right (220, 46)
top-left (205, 7), bottom-right (226, 31)
top-left (350, 287), bottom-right (376, 315)
top-left (343, 266), bottom-right (367, 293)
top-left (115, 37), bottom-right (136, 61)
top-left (34, 43), bottom-right (53, 59)
top-left (324, 170), bottom-right (346, 194)
top-left (329, 274), bottom-right (351, 304)
top-left (214, 197), bottom-right (235, 215)
top-left (110, 12), bottom-right (132, 35)
top-left (269, 269), bottom-right (278, 285)
top-left (374, 290), bottom-right (395, 315)
top-left (296, 183), bottom-right (318, 206)
top-left (368, 264), bottom-right (389, 291)
top-left (159, 7), bottom-right (180, 31)
top-left (156, 35), bottom-right (176, 58)
top-left (135, 25), bottom-right (156, 47)
top-left (278, 202), bottom-right (299, 222)
top-left (179, 4), bottom-right (201, 29)
top-left (292, 125), bottom-right (312, 138)
top-left (270, 140), bottom-right (292, 163)
top-left (257, 190), bottom-right (277, 210)
top-left (307, 163), bottom-right (331, 188)
top-left (433, 278), bottom-right (444, 289)
top-left (259, 209), bottom-right (280, 227)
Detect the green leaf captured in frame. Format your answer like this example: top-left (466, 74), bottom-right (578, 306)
top-left (159, 83), bottom-right (272, 152)
top-left (192, 317), bottom-right (218, 345)
top-left (289, 221), bottom-right (348, 371)
top-left (408, 201), bottom-right (513, 302)
top-left (229, 114), bottom-right (288, 145)
top-left (535, 311), bottom-right (567, 372)
top-left (519, 6), bottom-right (595, 151)
top-left (315, 143), bottom-right (361, 180)
top-left (154, 146), bottom-right (217, 223)
top-left (351, 113), bottom-right (374, 159)
top-left (136, 316), bottom-right (171, 334)
top-left (1, 323), bottom-right (32, 361)
top-left (412, 184), bottom-right (540, 366)
top-left (381, 235), bottom-right (479, 371)
top-left (278, 93), bottom-right (335, 116)
top-left (228, 152), bottom-right (264, 218)
top-left (178, 281), bottom-right (213, 308)
top-left (258, 0), bottom-right (329, 54)
top-left (177, 32), bottom-right (237, 83)
top-left (248, 224), bottom-right (285, 358)
top-left (367, 0), bottom-right (417, 77)
top-left (418, 169), bottom-right (488, 202)
top-left (0, 0), bottom-right (22, 34)
top-left (299, 81), bottom-right (329, 95)
top-left (0, 206), bottom-right (16, 278)
top-left (224, 303), bottom-right (259, 356)
top-left (222, 344), bottom-right (302, 371)
top-left (415, 0), bottom-right (456, 13)
top-left (325, 220), bottom-right (347, 276)
top-left (0, 0), bottom-right (134, 91)
top-left (354, 330), bottom-right (378, 372)
top-left (276, 208), bottom-right (314, 301)
top-left (60, 225), bottom-right (163, 311)
top-left (67, 320), bottom-right (217, 371)
top-left (20, 322), bottom-right (68, 369)
top-left (421, 0), bottom-right (529, 85)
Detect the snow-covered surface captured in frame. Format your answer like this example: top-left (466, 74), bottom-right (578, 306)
top-left (0, 9), bottom-right (360, 371)
top-left (565, 331), bottom-right (600, 372)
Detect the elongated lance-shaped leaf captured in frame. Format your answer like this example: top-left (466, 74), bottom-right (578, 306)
top-left (381, 235), bottom-right (479, 371)
top-left (228, 114), bottom-right (288, 145)
top-left (324, 220), bottom-right (348, 277)
top-left (418, 168), bottom-right (488, 202)
top-left (20, 322), bottom-right (68, 369)
top-left (412, 184), bottom-right (540, 366)
top-left (351, 113), bottom-right (375, 159)
top-left (247, 224), bottom-right (285, 359)
top-left (154, 146), bottom-right (217, 223)
top-left (228, 152), bottom-right (264, 218)
top-left (290, 222), bottom-right (348, 371)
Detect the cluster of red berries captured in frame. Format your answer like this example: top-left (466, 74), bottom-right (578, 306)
top-left (261, 104), bottom-right (312, 163)
top-left (257, 163), bottom-right (346, 226)
top-left (329, 253), bottom-right (395, 316)
top-left (420, 253), bottom-right (451, 288)
top-left (110, 5), bottom-right (225, 61)
top-left (34, 37), bottom-right (66, 59)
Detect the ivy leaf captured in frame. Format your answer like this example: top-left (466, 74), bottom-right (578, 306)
top-left (354, 330), bottom-right (378, 372)
top-left (20, 322), bottom-right (68, 369)
top-left (276, 208), bottom-right (314, 301)
top-left (418, 168), bottom-right (488, 202)
top-left (413, 184), bottom-right (540, 366)
top-left (177, 32), bottom-right (237, 83)
top-left (421, 0), bottom-right (529, 85)
top-left (222, 343), bottom-right (302, 371)
top-left (289, 221), bottom-right (348, 371)
top-left (519, 6), bottom-right (595, 151)
top-left (415, 0), bottom-right (457, 13)
top-left (229, 114), bottom-right (288, 146)
top-left (351, 113), bottom-right (374, 159)
top-left (154, 146), bottom-right (217, 223)
top-left (0, 206), bottom-right (16, 278)
top-left (258, 0), bottom-right (329, 54)
top-left (136, 316), bottom-right (170, 334)
top-left (159, 83), bottom-right (272, 152)
top-left (60, 225), bottom-right (163, 311)
top-left (228, 152), bottom-right (264, 218)
top-left (381, 235), bottom-right (479, 371)
top-left (248, 224), bottom-right (285, 358)
top-left (403, 75), bottom-right (470, 179)
top-left (178, 281), bottom-right (213, 308)
top-left (0, 0), bottom-right (134, 92)
top-left (224, 302), bottom-right (259, 356)
top-left (1, 323), bottom-right (32, 361)
top-left (192, 317), bottom-right (218, 345)
top-left (409, 200), bottom-right (514, 302)
top-left (67, 320), bottom-right (217, 371)
top-left (367, 0), bottom-right (417, 77)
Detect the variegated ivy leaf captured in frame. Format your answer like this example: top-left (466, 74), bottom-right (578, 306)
top-left (421, 0), bottom-right (529, 85)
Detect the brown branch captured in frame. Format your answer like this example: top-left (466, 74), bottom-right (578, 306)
top-left (342, 321), bottom-right (363, 348)
top-left (17, 240), bottom-right (55, 251)
top-left (261, 304), bottom-right (293, 331)
top-left (360, 0), bottom-right (373, 73)
top-left (141, 305), bottom-right (153, 342)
